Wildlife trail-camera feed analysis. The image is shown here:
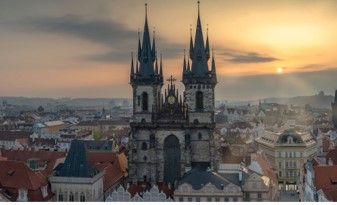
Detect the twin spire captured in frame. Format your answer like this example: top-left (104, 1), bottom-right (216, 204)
top-left (130, 3), bottom-right (163, 84)
top-left (131, 2), bottom-right (216, 85)
top-left (184, 1), bottom-right (217, 83)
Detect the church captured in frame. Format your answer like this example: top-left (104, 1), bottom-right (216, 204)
top-left (128, 2), bottom-right (219, 186)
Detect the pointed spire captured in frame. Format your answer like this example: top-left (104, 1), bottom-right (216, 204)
top-left (183, 49), bottom-right (187, 74)
top-left (159, 54), bottom-right (163, 77)
top-left (205, 25), bottom-right (210, 59)
top-left (155, 55), bottom-right (159, 75)
top-left (137, 29), bottom-right (141, 61)
top-left (138, 2), bottom-right (154, 78)
top-left (187, 59), bottom-right (191, 73)
top-left (189, 25), bottom-right (194, 59)
top-left (136, 56), bottom-right (139, 74)
top-left (131, 50), bottom-right (135, 76)
top-left (211, 49), bottom-right (216, 74)
top-left (152, 27), bottom-right (156, 61)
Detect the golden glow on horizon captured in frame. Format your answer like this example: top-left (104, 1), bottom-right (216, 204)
top-left (277, 67), bottom-right (283, 73)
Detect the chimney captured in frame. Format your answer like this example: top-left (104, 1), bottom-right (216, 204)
top-left (328, 158), bottom-right (333, 166)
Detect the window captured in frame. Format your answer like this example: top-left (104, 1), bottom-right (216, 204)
top-left (289, 152), bottom-right (292, 158)
top-left (207, 197), bottom-right (212, 202)
top-left (143, 156), bottom-right (147, 161)
top-left (224, 197), bottom-right (229, 202)
top-left (278, 152), bottom-right (281, 157)
top-left (196, 91), bottom-right (204, 110)
top-left (196, 197), bottom-right (201, 202)
top-left (279, 171), bottom-right (282, 177)
top-left (233, 197), bottom-right (238, 202)
top-left (69, 192), bottom-right (74, 202)
top-left (179, 197), bottom-right (184, 202)
top-left (142, 92), bottom-right (148, 111)
top-left (245, 193), bottom-right (250, 199)
top-left (58, 192), bottom-right (63, 201)
top-left (141, 142), bottom-right (147, 150)
top-left (137, 96), bottom-right (140, 106)
top-left (258, 193), bottom-right (262, 201)
top-left (215, 197), bottom-right (220, 202)
top-left (252, 183), bottom-right (257, 189)
top-left (285, 152), bottom-right (288, 158)
top-left (279, 161), bottom-right (282, 168)
top-left (80, 193), bottom-right (85, 202)
top-left (188, 197), bottom-right (192, 202)
top-left (285, 162), bottom-right (288, 168)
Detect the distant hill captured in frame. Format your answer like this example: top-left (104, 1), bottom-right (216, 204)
top-left (0, 97), bottom-right (132, 108)
top-left (222, 91), bottom-right (334, 109)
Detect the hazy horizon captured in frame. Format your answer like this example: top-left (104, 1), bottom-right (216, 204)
top-left (1, 0), bottom-right (337, 100)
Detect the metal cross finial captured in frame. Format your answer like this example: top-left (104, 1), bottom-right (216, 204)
top-left (167, 75), bottom-right (176, 86)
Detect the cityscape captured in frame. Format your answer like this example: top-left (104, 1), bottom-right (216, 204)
top-left (1, 0), bottom-right (337, 202)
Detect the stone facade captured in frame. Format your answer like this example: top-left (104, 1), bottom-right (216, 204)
top-left (49, 171), bottom-right (105, 202)
top-left (128, 3), bottom-right (218, 185)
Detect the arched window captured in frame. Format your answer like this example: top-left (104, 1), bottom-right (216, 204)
top-left (80, 192), bottom-right (85, 202)
top-left (58, 192), bottom-right (63, 201)
top-left (69, 192), bottom-right (74, 202)
top-left (141, 142), bottom-right (148, 150)
top-left (142, 92), bottom-right (148, 111)
top-left (196, 91), bottom-right (203, 110)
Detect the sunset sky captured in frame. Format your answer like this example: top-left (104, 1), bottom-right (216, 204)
top-left (1, 0), bottom-right (337, 101)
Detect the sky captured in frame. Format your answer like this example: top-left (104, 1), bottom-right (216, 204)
top-left (0, 0), bottom-right (337, 101)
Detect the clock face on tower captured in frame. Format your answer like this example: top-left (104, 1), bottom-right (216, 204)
top-left (168, 96), bottom-right (175, 104)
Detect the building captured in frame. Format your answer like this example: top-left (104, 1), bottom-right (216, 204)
top-left (174, 165), bottom-right (243, 202)
top-left (0, 161), bottom-right (53, 201)
top-left (331, 90), bottom-right (337, 129)
top-left (128, 2), bottom-right (218, 185)
top-left (106, 184), bottom-right (173, 202)
top-left (256, 130), bottom-right (317, 190)
top-left (49, 140), bottom-right (127, 202)
top-left (0, 130), bottom-right (32, 149)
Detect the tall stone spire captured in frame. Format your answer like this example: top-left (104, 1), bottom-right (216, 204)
top-left (189, 25), bottom-right (194, 59)
top-left (137, 30), bottom-right (142, 62)
top-left (160, 54), bottom-right (163, 77)
top-left (138, 3), bottom-right (155, 78)
top-left (190, 1), bottom-right (209, 76)
top-left (130, 50), bottom-right (134, 76)
top-left (205, 26), bottom-right (210, 60)
top-left (211, 49), bottom-right (216, 74)
top-left (183, 49), bottom-right (187, 74)
top-left (152, 29), bottom-right (156, 62)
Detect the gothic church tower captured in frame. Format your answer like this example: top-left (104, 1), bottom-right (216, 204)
top-left (129, 2), bottom-right (218, 186)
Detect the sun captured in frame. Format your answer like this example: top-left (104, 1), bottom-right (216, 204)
top-left (277, 67), bottom-right (283, 73)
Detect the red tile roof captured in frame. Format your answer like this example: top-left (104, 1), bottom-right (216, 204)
top-left (0, 148), bottom-right (66, 175)
top-left (256, 152), bottom-right (278, 185)
top-left (326, 149), bottom-right (337, 165)
top-left (0, 161), bottom-right (47, 190)
top-left (314, 165), bottom-right (337, 201)
top-left (0, 131), bottom-right (33, 141)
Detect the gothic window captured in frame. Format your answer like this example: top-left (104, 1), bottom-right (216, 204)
top-left (193, 119), bottom-right (199, 124)
top-left (196, 91), bottom-right (203, 110)
top-left (141, 142), bottom-right (148, 150)
top-left (143, 156), bottom-right (147, 161)
top-left (138, 96), bottom-right (140, 106)
top-left (80, 193), bottom-right (85, 202)
top-left (198, 133), bottom-right (202, 140)
top-left (164, 135), bottom-right (181, 184)
top-left (58, 192), bottom-right (63, 201)
top-left (142, 92), bottom-right (148, 111)
top-left (150, 134), bottom-right (155, 148)
top-left (198, 85), bottom-right (201, 89)
top-left (69, 192), bottom-right (74, 202)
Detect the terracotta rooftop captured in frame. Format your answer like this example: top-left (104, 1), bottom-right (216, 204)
top-left (0, 161), bottom-right (47, 190)
top-left (314, 165), bottom-right (337, 202)
top-left (0, 131), bottom-right (33, 141)
top-left (326, 149), bottom-right (337, 165)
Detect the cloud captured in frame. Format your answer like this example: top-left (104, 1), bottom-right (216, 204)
top-left (218, 48), bottom-right (279, 64)
top-left (226, 52), bottom-right (279, 63)
top-left (17, 14), bottom-right (183, 62)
